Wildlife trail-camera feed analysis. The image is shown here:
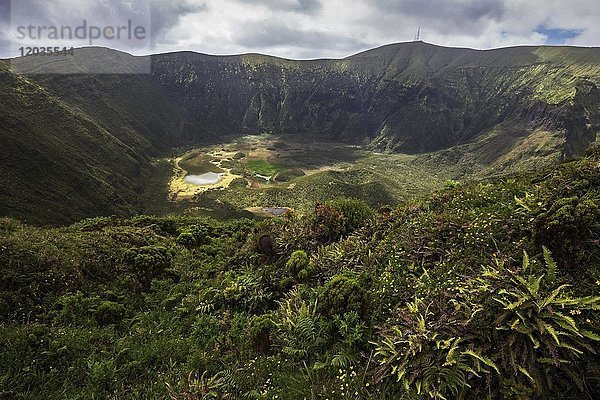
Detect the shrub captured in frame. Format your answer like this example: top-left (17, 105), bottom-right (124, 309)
top-left (443, 179), bottom-right (461, 189)
top-left (222, 273), bottom-right (270, 313)
top-left (330, 311), bottom-right (368, 368)
top-left (229, 177), bottom-right (249, 188)
top-left (0, 218), bottom-right (23, 232)
top-left (312, 199), bottom-right (374, 243)
top-left (534, 196), bottom-right (600, 265)
top-left (272, 289), bottom-right (328, 361)
top-left (131, 215), bottom-right (178, 236)
top-left (273, 168), bottom-right (305, 182)
top-left (51, 292), bottom-right (100, 325)
top-left (94, 301), bottom-right (125, 326)
top-left (125, 245), bottom-right (172, 289)
top-left (318, 272), bottom-right (368, 317)
top-left (479, 251), bottom-right (600, 396)
top-left (70, 216), bottom-right (119, 231)
top-left (374, 326), bottom-right (496, 399)
top-left (247, 314), bottom-right (274, 354)
top-left (166, 371), bottom-right (228, 400)
top-left (176, 232), bottom-right (196, 247)
top-left (471, 249), bottom-right (600, 398)
top-left (285, 250), bottom-right (314, 281)
top-left (583, 143), bottom-right (600, 160)
top-left (176, 225), bottom-right (211, 247)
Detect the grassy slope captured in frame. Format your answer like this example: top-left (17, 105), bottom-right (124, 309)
top-left (0, 60), bottom-right (158, 225)
top-left (209, 153), bottom-right (454, 215)
top-left (0, 51), bottom-right (206, 225)
top-left (0, 147), bottom-right (598, 399)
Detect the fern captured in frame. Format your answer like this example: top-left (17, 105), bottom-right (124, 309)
top-left (483, 251), bottom-right (600, 395)
top-left (372, 300), bottom-right (496, 399)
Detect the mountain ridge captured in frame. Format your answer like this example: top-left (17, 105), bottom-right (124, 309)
top-left (6, 40), bottom-right (599, 61)
top-left (1, 41), bottom-right (599, 224)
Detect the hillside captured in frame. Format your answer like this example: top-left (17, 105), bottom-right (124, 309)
top-left (149, 43), bottom-right (600, 153)
top-left (1, 145), bottom-right (599, 399)
top-left (1, 42), bottom-right (599, 224)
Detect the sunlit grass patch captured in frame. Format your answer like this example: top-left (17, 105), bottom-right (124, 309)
top-left (246, 160), bottom-right (283, 176)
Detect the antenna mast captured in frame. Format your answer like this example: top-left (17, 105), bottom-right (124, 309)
top-left (414, 26), bottom-right (421, 42)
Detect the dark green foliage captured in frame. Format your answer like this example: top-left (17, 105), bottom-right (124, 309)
top-left (272, 289), bottom-right (329, 361)
top-left (246, 314), bottom-right (274, 354)
top-left (131, 215), bottom-right (179, 236)
top-left (94, 301), bottom-right (125, 326)
top-left (1, 152), bottom-right (600, 399)
top-left (229, 177), bottom-right (249, 188)
top-left (534, 196), bottom-right (600, 265)
top-left (318, 272), bottom-right (369, 317)
top-left (176, 224), bottom-right (211, 247)
top-left (374, 306), bottom-right (497, 399)
top-left (125, 245), bottom-right (172, 289)
top-left (313, 199), bottom-right (374, 243)
top-left (482, 251), bottom-right (600, 397)
top-left (273, 168), bottom-right (306, 182)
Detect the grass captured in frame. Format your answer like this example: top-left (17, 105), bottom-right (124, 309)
top-left (179, 152), bottom-right (224, 175)
top-left (246, 160), bottom-right (283, 176)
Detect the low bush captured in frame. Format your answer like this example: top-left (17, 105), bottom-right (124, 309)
top-left (312, 199), bottom-right (374, 243)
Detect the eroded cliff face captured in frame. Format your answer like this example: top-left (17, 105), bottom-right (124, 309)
top-left (522, 81), bottom-right (599, 158)
top-left (150, 43), bottom-right (600, 155)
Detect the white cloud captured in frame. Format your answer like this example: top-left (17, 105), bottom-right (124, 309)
top-left (1, 0), bottom-right (598, 59)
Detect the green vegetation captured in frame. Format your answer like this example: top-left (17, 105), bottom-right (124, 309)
top-left (1, 147), bottom-right (599, 399)
top-left (273, 168), bottom-right (306, 182)
top-left (2, 43), bottom-right (598, 224)
top-left (180, 149), bottom-right (458, 220)
top-left (246, 160), bottom-right (283, 176)
top-left (1, 42), bottom-right (599, 399)
top-left (179, 152), bottom-right (224, 175)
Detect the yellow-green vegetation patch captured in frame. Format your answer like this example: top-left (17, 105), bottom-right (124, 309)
top-left (169, 151), bottom-right (242, 202)
top-left (496, 130), bottom-right (564, 169)
top-left (530, 47), bottom-right (600, 104)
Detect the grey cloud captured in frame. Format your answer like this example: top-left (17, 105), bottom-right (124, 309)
top-left (372, 0), bottom-right (506, 35)
top-left (0, 0), bottom-right (9, 30)
top-left (9, 0), bottom-right (154, 48)
top-left (3, 0), bottom-right (208, 52)
top-left (1, 0), bottom-right (598, 60)
top-left (375, 0), bottom-right (505, 21)
top-left (234, 20), bottom-right (371, 53)
top-left (150, 0), bottom-right (207, 39)
top-left (235, 0), bottom-right (322, 15)
top-left (0, 1), bottom-right (8, 58)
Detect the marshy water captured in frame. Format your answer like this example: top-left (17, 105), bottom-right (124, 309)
top-left (262, 207), bottom-right (290, 216)
top-left (184, 172), bottom-right (224, 185)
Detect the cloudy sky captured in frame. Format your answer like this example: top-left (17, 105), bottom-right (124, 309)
top-left (1, 0), bottom-right (599, 59)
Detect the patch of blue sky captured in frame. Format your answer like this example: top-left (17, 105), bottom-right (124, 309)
top-left (536, 26), bottom-right (583, 45)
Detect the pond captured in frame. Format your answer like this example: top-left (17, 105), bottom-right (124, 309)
top-left (261, 207), bottom-right (292, 216)
top-left (184, 172), bottom-right (224, 185)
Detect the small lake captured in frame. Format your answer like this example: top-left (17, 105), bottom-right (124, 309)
top-left (184, 172), bottom-right (224, 185)
top-left (262, 207), bottom-right (292, 216)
